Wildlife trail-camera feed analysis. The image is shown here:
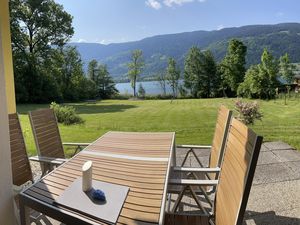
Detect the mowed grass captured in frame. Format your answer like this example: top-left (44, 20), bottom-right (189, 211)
top-left (17, 98), bottom-right (300, 156)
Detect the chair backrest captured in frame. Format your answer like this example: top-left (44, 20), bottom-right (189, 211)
top-left (209, 105), bottom-right (232, 170)
top-left (29, 108), bottom-right (65, 159)
top-left (8, 113), bottom-right (33, 186)
top-left (214, 117), bottom-right (263, 225)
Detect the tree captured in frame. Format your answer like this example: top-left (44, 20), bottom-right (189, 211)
top-left (219, 39), bottom-right (247, 96)
top-left (279, 53), bottom-right (296, 84)
top-left (127, 50), bottom-right (144, 97)
top-left (88, 59), bottom-right (99, 82)
top-left (237, 65), bottom-right (261, 98)
top-left (184, 47), bottom-right (219, 98)
top-left (157, 71), bottom-right (167, 96)
top-left (259, 48), bottom-right (280, 99)
top-left (10, 0), bottom-right (73, 55)
top-left (202, 50), bottom-right (219, 97)
top-left (9, 0), bottom-right (74, 103)
top-left (184, 46), bottom-right (205, 98)
top-left (87, 60), bottom-right (118, 99)
top-left (166, 57), bottom-right (180, 98)
top-left (46, 46), bottom-right (96, 101)
top-left (96, 64), bottom-right (119, 99)
top-left (238, 49), bottom-right (279, 99)
top-left (60, 46), bottom-right (85, 100)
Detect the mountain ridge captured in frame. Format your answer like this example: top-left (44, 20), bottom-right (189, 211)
top-left (68, 23), bottom-right (300, 81)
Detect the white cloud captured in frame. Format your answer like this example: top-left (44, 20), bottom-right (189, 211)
top-left (163, 0), bottom-right (193, 7)
top-left (217, 24), bottom-right (224, 30)
top-left (145, 0), bottom-right (162, 10)
top-left (276, 12), bottom-right (284, 17)
top-left (94, 37), bottom-right (128, 45)
top-left (146, 0), bottom-right (207, 9)
top-left (77, 38), bottom-right (87, 43)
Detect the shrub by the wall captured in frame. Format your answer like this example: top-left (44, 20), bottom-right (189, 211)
top-left (50, 102), bottom-right (84, 125)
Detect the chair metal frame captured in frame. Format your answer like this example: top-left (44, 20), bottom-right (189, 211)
top-left (169, 106), bottom-right (233, 209)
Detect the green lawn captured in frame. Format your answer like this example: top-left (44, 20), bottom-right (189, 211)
top-left (17, 98), bottom-right (300, 156)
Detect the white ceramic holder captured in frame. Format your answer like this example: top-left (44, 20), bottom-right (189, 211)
top-left (82, 161), bottom-right (93, 192)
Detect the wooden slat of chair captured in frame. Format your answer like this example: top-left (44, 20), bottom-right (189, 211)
top-left (29, 108), bottom-right (65, 159)
top-left (29, 108), bottom-right (90, 158)
top-left (214, 118), bottom-right (262, 225)
top-left (9, 113), bottom-right (51, 224)
top-left (8, 113), bottom-right (33, 186)
top-left (207, 105), bottom-right (232, 170)
top-left (29, 108), bottom-right (66, 175)
top-left (177, 105), bottom-right (232, 173)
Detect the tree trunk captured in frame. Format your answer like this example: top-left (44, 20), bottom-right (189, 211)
top-left (133, 77), bottom-right (136, 97)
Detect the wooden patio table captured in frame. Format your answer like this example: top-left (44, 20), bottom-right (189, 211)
top-left (19, 131), bottom-right (175, 225)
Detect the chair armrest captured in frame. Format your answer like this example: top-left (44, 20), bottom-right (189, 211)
top-left (168, 179), bottom-right (218, 186)
top-left (176, 144), bottom-right (211, 149)
top-left (172, 166), bottom-right (221, 173)
top-left (63, 142), bottom-right (90, 146)
top-left (29, 156), bottom-right (67, 165)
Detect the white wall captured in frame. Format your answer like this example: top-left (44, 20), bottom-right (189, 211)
top-left (0, 14), bottom-right (15, 225)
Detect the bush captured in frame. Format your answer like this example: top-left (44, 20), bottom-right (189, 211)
top-left (138, 84), bottom-right (146, 98)
top-left (50, 102), bottom-right (84, 125)
top-left (234, 99), bottom-right (263, 125)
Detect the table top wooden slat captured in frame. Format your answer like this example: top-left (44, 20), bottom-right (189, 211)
top-left (22, 131), bottom-right (174, 225)
top-left (84, 131), bottom-right (173, 158)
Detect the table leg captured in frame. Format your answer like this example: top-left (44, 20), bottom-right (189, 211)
top-left (172, 140), bottom-right (176, 167)
top-left (19, 197), bottom-right (30, 225)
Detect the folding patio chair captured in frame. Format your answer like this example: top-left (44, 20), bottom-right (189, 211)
top-left (166, 117), bottom-right (263, 225)
top-left (8, 113), bottom-right (51, 224)
top-left (169, 106), bottom-right (232, 206)
top-left (175, 105), bottom-right (232, 174)
top-left (28, 108), bottom-right (89, 175)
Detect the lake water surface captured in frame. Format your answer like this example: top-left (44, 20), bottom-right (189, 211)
top-left (116, 80), bottom-right (183, 95)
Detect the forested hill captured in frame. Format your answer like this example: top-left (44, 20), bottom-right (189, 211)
top-left (69, 23), bottom-right (300, 81)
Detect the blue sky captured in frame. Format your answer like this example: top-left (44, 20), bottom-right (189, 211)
top-left (55, 0), bottom-right (300, 44)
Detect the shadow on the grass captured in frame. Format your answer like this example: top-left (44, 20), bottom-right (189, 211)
top-left (16, 103), bottom-right (137, 115)
top-left (68, 104), bottom-right (137, 114)
top-left (243, 210), bottom-right (300, 225)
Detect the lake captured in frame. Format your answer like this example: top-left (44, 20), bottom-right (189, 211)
top-left (115, 80), bottom-right (183, 95)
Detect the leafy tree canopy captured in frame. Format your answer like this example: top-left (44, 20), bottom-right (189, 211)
top-left (166, 57), bottom-right (180, 98)
top-left (10, 0), bottom-right (73, 55)
top-left (219, 39), bottom-right (247, 96)
top-left (279, 53), bottom-right (296, 84)
top-left (184, 47), bottom-right (219, 98)
top-left (238, 48), bottom-right (280, 99)
top-left (127, 49), bottom-right (144, 97)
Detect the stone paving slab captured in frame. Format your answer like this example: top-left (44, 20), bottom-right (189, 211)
top-left (285, 161), bottom-right (300, 175)
top-left (256, 151), bottom-right (279, 165)
top-left (260, 144), bottom-right (270, 152)
top-left (244, 208), bottom-right (300, 225)
top-left (253, 163), bottom-right (297, 185)
top-left (245, 180), bottom-right (300, 216)
top-left (272, 150), bottom-right (300, 162)
top-left (263, 141), bottom-right (295, 150)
